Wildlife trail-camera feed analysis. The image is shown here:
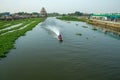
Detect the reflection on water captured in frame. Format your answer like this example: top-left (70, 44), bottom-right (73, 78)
top-left (104, 30), bottom-right (120, 40)
top-left (93, 27), bottom-right (120, 40)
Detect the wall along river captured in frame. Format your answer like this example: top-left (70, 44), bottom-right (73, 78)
top-left (0, 17), bottom-right (120, 80)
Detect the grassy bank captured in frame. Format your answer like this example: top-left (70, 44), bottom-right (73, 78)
top-left (0, 19), bottom-right (37, 35)
top-left (57, 16), bottom-right (88, 22)
top-left (0, 18), bottom-right (44, 57)
top-left (57, 16), bottom-right (120, 33)
top-left (0, 19), bottom-right (30, 29)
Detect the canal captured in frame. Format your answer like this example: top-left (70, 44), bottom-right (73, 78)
top-left (0, 17), bottom-right (120, 80)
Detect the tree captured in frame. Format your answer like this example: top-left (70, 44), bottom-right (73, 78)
top-left (74, 11), bottom-right (83, 16)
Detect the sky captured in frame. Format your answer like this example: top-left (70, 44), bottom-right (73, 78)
top-left (0, 0), bottom-right (120, 14)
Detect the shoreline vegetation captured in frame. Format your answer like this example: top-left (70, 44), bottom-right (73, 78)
top-left (57, 16), bottom-right (88, 22)
top-left (1, 16), bottom-right (120, 58)
top-left (0, 18), bottom-right (45, 58)
top-left (57, 16), bottom-right (120, 34)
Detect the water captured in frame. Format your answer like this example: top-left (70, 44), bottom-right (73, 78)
top-left (0, 18), bottom-right (120, 80)
top-left (41, 18), bottom-right (61, 39)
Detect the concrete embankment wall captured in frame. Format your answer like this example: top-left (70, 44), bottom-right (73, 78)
top-left (89, 19), bottom-right (120, 33)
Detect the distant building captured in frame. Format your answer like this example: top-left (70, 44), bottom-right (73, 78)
top-left (31, 12), bottom-right (40, 18)
top-left (0, 12), bottom-right (10, 16)
top-left (0, 12), bottom-right (12, 20)
top-left (40, 7), bottom-right (47, 17)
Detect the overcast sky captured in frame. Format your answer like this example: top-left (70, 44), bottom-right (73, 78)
top-left (0, 0), bottom-right (120, 13)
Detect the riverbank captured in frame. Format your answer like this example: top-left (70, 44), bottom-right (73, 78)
top-left (57, 16), bottom-right (120, 34)
top-left (0, 17), bottom-right (120, 80)
top-left (88, 19), bottom-right (120, 34)
top-left (0, 18), bottom-right (45, 57)
top-left (57, 16), bottom-right (88, 22)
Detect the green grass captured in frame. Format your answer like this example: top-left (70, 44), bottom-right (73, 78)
top-left (0, 18), bottom-right (45, 57)
top-left (0, 19), bottom-right (28, 29)
top-left (57, 16), bottom-right (88, 22)
top-left (0, 19), bottom-right (37, 35)
top-left (57, 16), bottom-right (96, 26)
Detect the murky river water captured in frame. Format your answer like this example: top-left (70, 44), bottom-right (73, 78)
top-left (0, 18), bottom-right (120, 80)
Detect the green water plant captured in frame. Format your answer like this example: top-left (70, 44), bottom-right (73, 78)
top-left (76, 32), bottom-right (82, 36)
top-left (0, 19), bottom-right (37, 35)
top-left (0, 19), bottom-right (29, 29)
top-left (0, 18), bottom-right (45, 57)
top-left (92, 27), bottom-right (97, 31)
top-left (82, 26), bottom-right (88, 28)
top-left (57, 16), bottom-right (88, 22)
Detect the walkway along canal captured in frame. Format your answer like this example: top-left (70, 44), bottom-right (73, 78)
top-left (0, 17), bottom-right (120, 80)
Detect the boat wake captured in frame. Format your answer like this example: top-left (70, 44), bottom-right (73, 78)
top-left (42, 25), bottom-right (60, 38)
top-left (41, 18), bottom-right (62, 41)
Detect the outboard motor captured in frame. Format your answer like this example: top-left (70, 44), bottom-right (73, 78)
top-left (58, 34), bottom-right (63, 41)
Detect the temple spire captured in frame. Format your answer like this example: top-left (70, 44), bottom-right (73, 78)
top-left (40, 7), bottom-right (47, 17)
